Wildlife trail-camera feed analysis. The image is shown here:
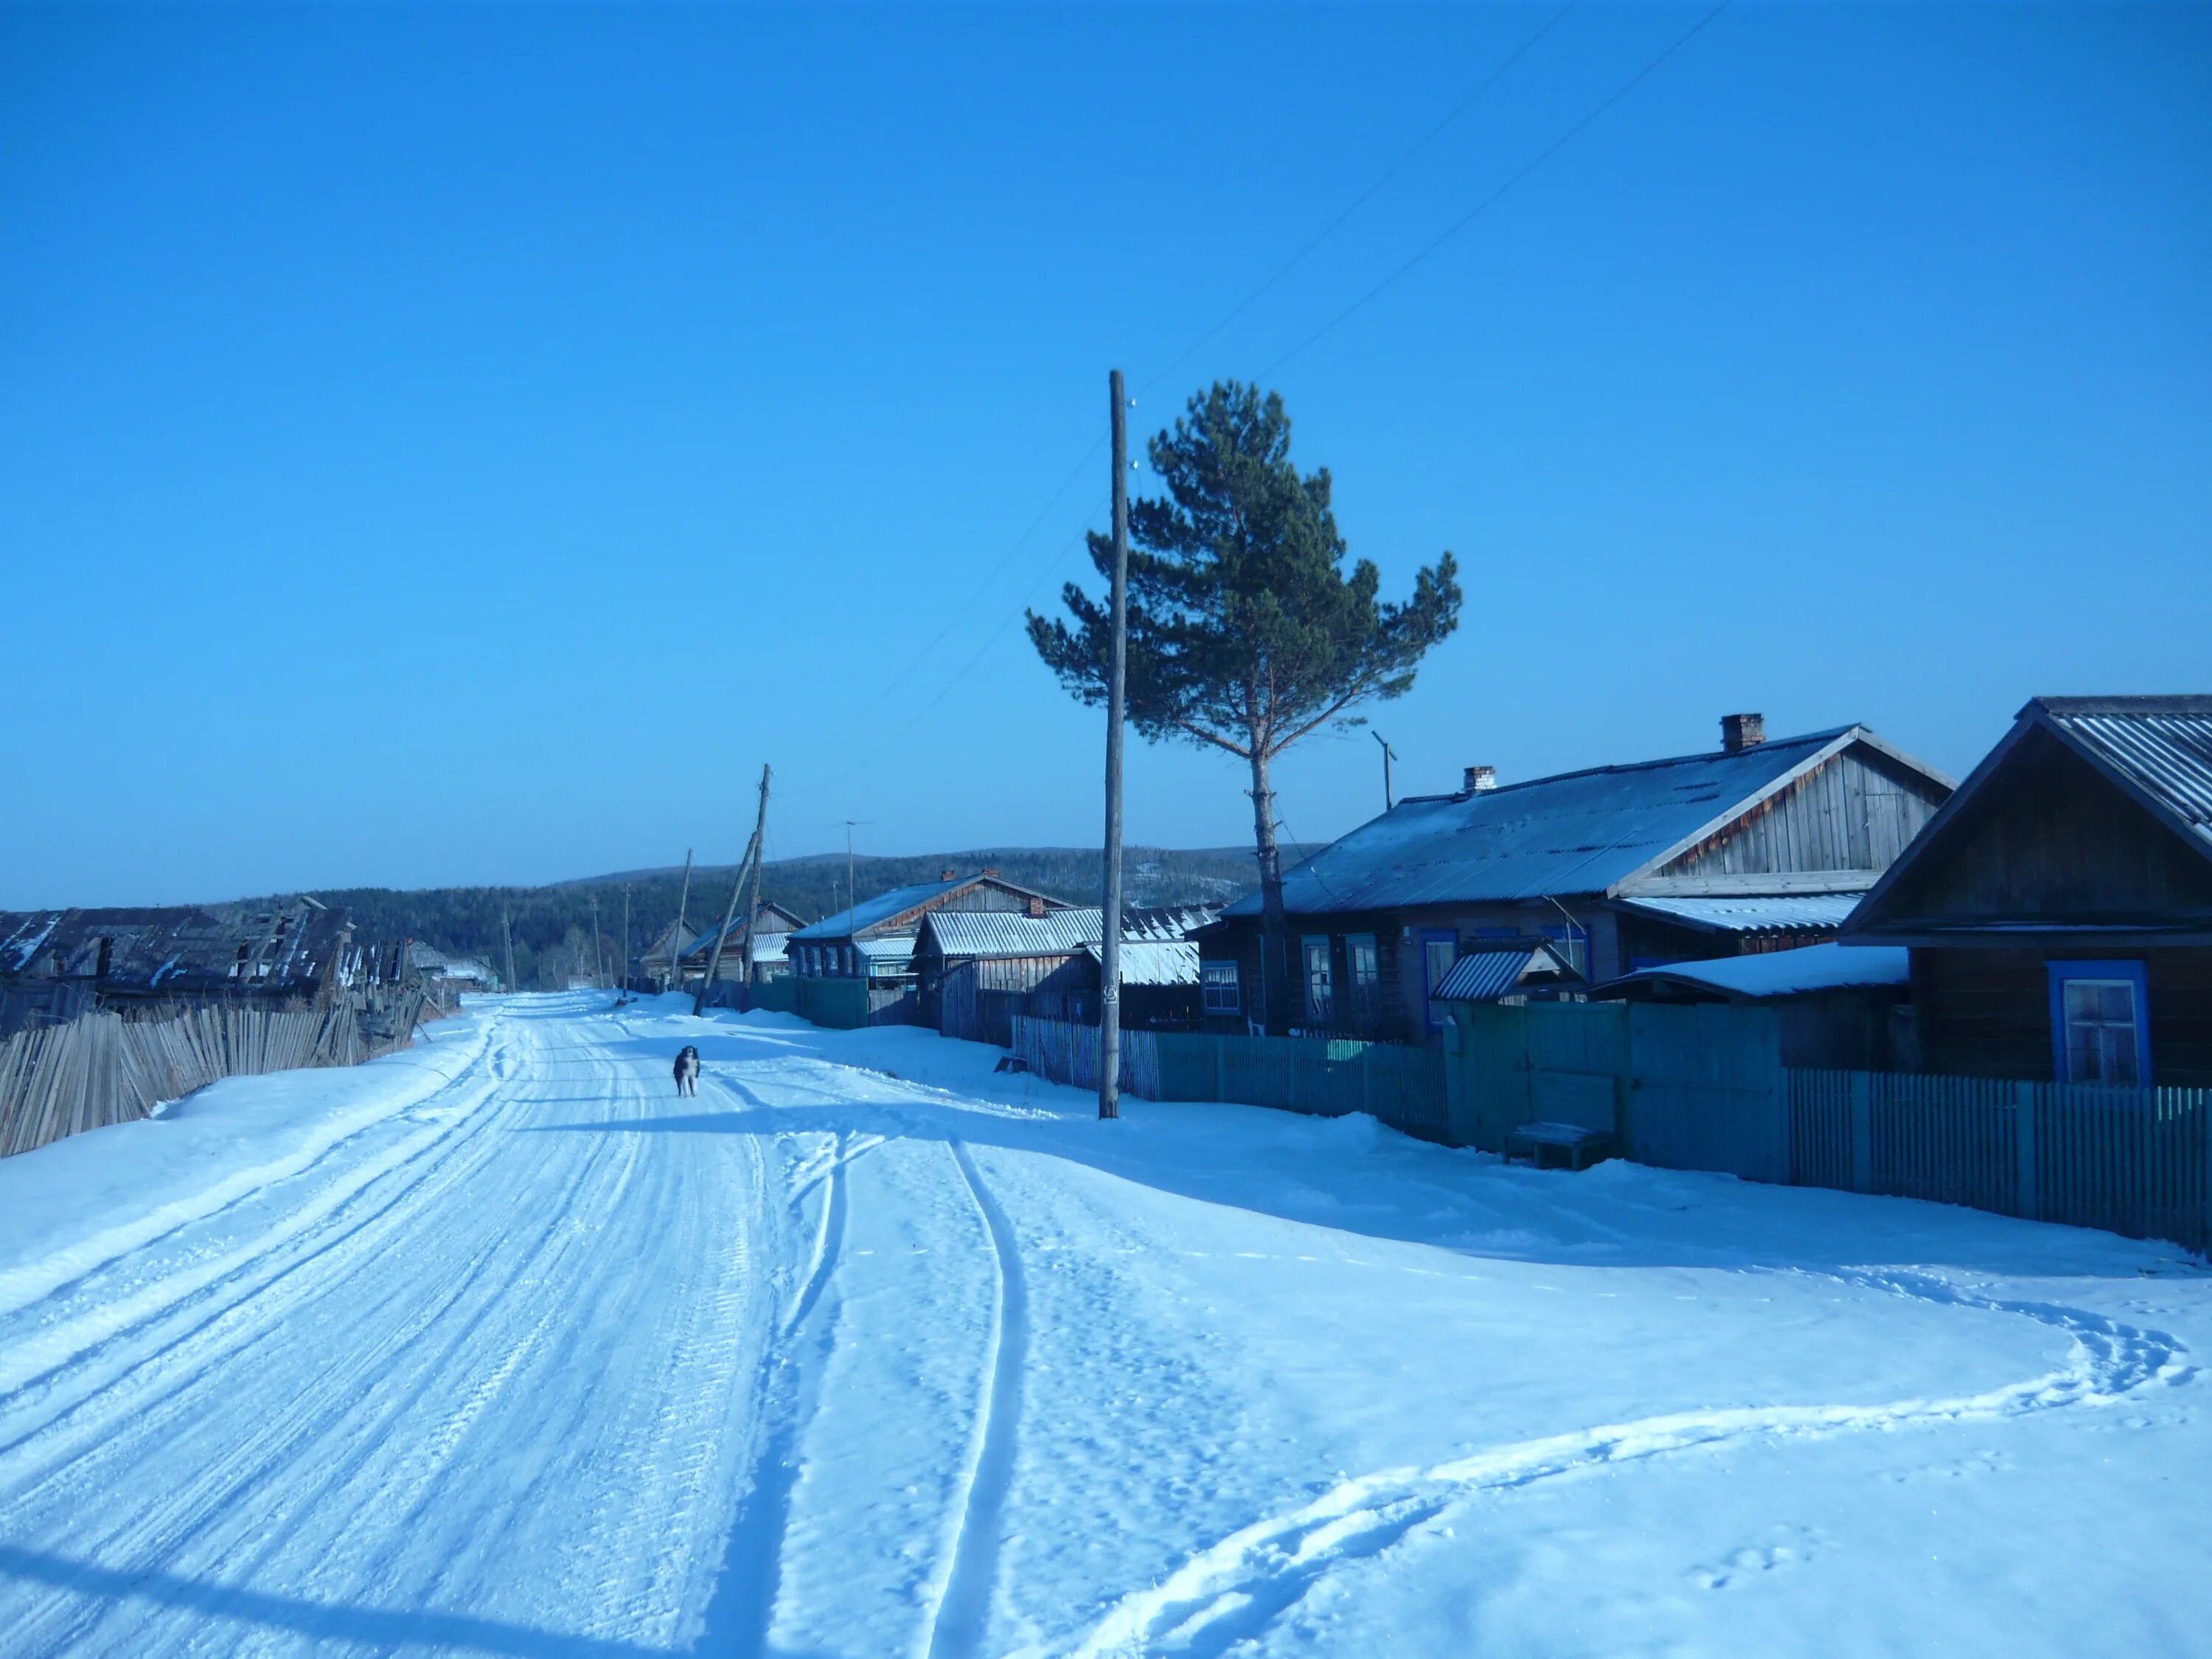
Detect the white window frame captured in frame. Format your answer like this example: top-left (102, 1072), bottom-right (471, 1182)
top-left (1201, 960), bottom-right (1240, 1015)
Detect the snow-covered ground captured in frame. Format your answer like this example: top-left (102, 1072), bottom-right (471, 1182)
top-left (1, 992), bottom-right (2207, 1657)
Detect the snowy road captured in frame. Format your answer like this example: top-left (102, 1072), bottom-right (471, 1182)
top-left (1, 994), bottom-right (2208, 1656)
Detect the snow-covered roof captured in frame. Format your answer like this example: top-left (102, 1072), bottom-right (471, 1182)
top-left (1224, 727), bottom-right (1938, 917)
top-left (926, 908), bottom-right (1105, 957)
top-left (1615, 894), bottom-right (1863, 934)
top-left (1080, 939), bottom-right (1200, 986)
top-left (1598, 942), bottom-right (1909, 1001)
top-left (790, 874), bottom-right (1068, 942)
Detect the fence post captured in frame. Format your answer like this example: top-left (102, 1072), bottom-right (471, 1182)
top-left (1214, 1040), bottom-right (1225, 1104)
top-left (1849, 1071), bottom-right (1873, 1194)
top-left (2015, 1081), bottom-right (2039, 1222)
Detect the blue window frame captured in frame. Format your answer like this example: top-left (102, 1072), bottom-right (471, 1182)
top-left (2047, 960), bottom-right (2151, 1087)
top-left (1420, 930), bottom-right (1459, 1030)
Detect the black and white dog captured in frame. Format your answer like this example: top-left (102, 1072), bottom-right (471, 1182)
top-left (673, 1045), bottom-right (701, 1098)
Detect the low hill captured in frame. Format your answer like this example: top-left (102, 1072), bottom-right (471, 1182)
top-left (237, 844), bottom-right (1315, 991)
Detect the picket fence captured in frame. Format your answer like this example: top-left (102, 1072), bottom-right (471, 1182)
top-left (1009, 1015), bottom-right (1449, 1141)
top-left (0, 992), bottom-right (428, 1161)
top-left (1006, 1005), bottom-right (2211, 1256)
top-left (1788, 1069), bottom-right (2211, 1256)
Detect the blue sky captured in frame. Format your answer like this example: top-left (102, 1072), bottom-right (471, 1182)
top-left (4, 3), bottom-right (2207, 906)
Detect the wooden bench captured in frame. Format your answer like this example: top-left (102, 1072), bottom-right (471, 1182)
top-left (1504, 1119), bottom-right (1615, 1172)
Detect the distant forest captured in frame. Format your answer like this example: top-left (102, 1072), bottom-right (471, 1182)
top-left (236, 845), bottom-right (1313, 991)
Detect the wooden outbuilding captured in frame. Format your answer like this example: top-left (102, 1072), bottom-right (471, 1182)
top-left (1841, 696), bottom-right (2212, 1085)
top-left (788, 870), bottom-right (1073, 1025)
top-left (916, 905), bottom-right (1212, 1043)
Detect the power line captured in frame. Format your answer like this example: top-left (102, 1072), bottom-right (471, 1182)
top-left (1135, 0), bottom-right (1581, 400)
top-left (811, 434), bottom-right (1105, 754)
top-left (1259, 0), bottom-right (1734, 378)
top-left (816, 510), bottom-right (1103, 790)
top-left (799, 15), bottom-right (1583, 777)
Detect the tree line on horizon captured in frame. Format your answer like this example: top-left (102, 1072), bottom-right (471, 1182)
top-left (230, 844), bottom-right (1308, 992)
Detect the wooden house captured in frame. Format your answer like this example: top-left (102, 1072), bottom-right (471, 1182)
top-left (916, 905), bottom-right (1212, 1044)
top-left (1841, 696), bottom-right (2212, 1085)
top-left (1192, 714), bottom-right (1952, 1043)
top-left (676, 901), bottom-right (804, 990)
top-left (788, 870), bottom-right (1073, 1023)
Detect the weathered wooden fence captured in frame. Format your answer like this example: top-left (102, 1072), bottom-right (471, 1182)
top-left (1009, 1016), bottom-right (1448, 1141)
top-left (1789, 1069), bottom-right (2211, 1254)
top-left (0, 992), bottom-right (428, 1161)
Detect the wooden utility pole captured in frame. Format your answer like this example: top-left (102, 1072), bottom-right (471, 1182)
top-left (1373, 731), bottom-right (1397, 813)
top-left (619, 884), bottom-right (631, 1002)
top-left (669, 848), bottom-right (694, 992)
top-left (501, 908), bottom-right (516, 995)
top-left (1099, 367), bottom-right (1131, 1121)
top-left (696, 765), bottom-right (771, 1015)
top-left (589, 893), bottom-right (603, 990)
top-left (737, 768), bottom-right (773, 987)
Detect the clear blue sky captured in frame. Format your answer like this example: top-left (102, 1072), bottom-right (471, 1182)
top-left (4, 3), bottom-right (2207, 907)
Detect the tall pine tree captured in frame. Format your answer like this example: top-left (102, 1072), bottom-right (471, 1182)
top-left (1029, 380), bottom-right (1461, 1033)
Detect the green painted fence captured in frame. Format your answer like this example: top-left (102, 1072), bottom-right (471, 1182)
top-left (1008, 1016), bottom-right (1447, 1141)
top-left (795, 977), bottom-right (871, 1030)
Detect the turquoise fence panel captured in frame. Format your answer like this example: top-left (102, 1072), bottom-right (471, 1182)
top-left (1014, 1020), bottom-right (1444, 1137)
top-left (796, 978), bottom-right (871, 1031)
top-left (1627, 1003), bottom-right (1784, 1183)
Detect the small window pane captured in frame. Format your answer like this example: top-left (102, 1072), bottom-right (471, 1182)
top-left (2060, 975), bottom-right (2140, 1085)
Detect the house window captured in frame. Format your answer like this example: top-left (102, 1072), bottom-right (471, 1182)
top-left (2049, 961), bottom-right (2150, 1086)
top-left (1202, 961), bottom-right (1239, 1015)
top-left (1302, 936), bottom-right (1334, 1026)
top-left (1347, 934), bottom-right (1380, 993)
top-left (1421, 931), bottom-right (1459, 1028)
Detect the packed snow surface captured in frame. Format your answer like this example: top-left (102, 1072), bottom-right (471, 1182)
top-left (0, 992), bottom-right (2206, 1656)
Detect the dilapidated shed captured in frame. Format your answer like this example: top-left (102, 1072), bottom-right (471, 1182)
top-left (0, 897), bottom-right (355, 1034)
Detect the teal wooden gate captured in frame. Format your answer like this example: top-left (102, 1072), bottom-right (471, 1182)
top-left (1627, 1002), bottom-right (1785, 1182)
top-left (1448, 1002), bottom-right (1629, 1152)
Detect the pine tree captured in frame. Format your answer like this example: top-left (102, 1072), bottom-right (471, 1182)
top-left (1028, 380), bottom-right (1461, 1032)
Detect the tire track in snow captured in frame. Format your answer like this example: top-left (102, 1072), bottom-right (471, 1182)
top-left (927, 1138), bottom-right (1028, 1659)
top-left (695, 1096), bottom-right (859, 1659)
top-left (1071, 1272), bottom-right (2191, 1658)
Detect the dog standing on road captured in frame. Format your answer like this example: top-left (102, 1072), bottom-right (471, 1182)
top-left (673, 1045), bottom-right (701, 1098)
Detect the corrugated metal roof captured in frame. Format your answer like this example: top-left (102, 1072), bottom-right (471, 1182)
top-left (1432, 943), bottom-right (1579, 1002)
top-left (2040, 698), bottom-right (2212, 855)
top-left (789, 877), bottom-right (967, 942)
top-left (855, 934), bottom-right (918, 961)
top-left (926, 908), bottom-right (1105, 957)
top-left (1615, 894), bottom-right (1863, 933)
top-left (1223, 728), bottom-right (1875, 917)
top-left (1597, 942), bottom-right (1909, 1000)
top-left (1080, 939), bottom-right (1200, 985)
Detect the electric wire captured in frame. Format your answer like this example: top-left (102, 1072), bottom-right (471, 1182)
top-left (1134, 0), bottom-right (1581, 400)
top-left (1258, 0), bottom-right (1733, 378)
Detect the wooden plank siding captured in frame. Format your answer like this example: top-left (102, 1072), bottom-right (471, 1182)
top-left (1656, 749), bottom-right (1946, 883)
top-left (1916, 946), bottom-right (2212, 1088)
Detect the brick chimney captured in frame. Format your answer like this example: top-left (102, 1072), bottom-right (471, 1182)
top-left (1025, 895), bottom-right (1047, 918)
top-left (940, 868), bottom-right (957, 881)
top-left (981, 866), bottom-right (1001, 878)
top-left (1720, 713), bottom-right (1766, 754)
top-left (1462, 765), bottom-right (1497, 794)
